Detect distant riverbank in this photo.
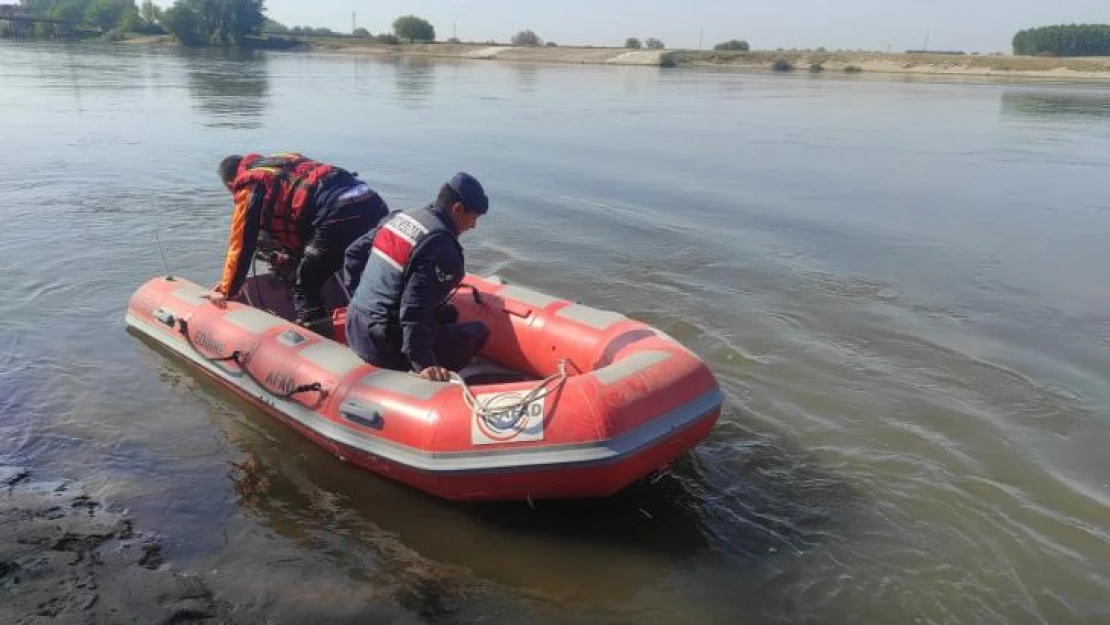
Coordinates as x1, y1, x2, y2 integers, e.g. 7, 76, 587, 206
668, 49, 1110, 80
115, 35, 1110, 80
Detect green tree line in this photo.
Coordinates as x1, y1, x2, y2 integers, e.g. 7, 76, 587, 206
160, 0, 264, 47
9, 0, 261, 44
1013, 24, 1110, 56
17, 0, 139, 31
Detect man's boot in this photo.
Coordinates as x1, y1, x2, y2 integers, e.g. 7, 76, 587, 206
296, 309, 334, 340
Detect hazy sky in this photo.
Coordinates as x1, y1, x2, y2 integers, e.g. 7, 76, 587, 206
163, 1, 1110, 53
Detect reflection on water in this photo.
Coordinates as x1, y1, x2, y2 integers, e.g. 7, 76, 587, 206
160, 348, 540, 622
1000, 88, 1110, 119
512, 63, 539, 93
182, 48, 270, 129
152, 332, 858, 623
392, 56, 435, 105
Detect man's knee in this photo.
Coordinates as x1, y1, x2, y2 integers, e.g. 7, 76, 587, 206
344, 314, 376, 363
468, 322, 491, 349
346, 312, 405, 370
434, 304, 459, 324
297, 244, 325, 281
296, 243, 343, 292
457, 322, 491, 357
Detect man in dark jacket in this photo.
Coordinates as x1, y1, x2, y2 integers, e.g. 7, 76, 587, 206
205, 152, 389, 337
343, 172, 490, 381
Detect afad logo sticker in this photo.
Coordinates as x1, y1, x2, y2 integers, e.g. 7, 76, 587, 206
471, 392, 546, 445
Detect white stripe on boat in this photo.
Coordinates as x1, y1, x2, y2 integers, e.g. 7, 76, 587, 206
224, 307, 284, 334
592, 350, 671, 386
359, 368, 445, 401
299, 342, 367, 376
500, 285, 561, 309
556, 303, 627, 330
171, 283, 208, 305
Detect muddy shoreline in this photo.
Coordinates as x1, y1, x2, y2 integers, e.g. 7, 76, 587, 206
1, 466, 232, 624
1, 464, 515, 623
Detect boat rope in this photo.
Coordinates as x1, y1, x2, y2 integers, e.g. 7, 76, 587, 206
176, 317, 324, 400
248, 257, 268, 314
450, 359, 569, 431
450, 282, 483, 304
176, 317, 241, 363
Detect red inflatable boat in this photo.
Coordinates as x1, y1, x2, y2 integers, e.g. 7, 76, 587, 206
126, 271, 722, 501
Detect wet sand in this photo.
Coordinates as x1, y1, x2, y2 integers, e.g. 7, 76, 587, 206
1, 466, 230, 624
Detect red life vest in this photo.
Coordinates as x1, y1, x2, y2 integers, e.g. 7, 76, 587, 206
232, 153, 337, 250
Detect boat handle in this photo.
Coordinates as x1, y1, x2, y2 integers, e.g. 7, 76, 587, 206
453, 283, 482, 304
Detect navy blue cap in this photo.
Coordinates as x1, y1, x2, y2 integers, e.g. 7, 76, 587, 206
448, 172, 489, 215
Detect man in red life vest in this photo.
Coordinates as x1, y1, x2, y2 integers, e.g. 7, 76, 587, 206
204, 152, 389, 337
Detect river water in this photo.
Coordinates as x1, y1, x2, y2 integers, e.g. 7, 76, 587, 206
1, 41, 1108, 624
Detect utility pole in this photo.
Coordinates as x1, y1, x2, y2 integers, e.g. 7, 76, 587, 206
923, 30, 930, 51
698, 27, 703, 50
351, 12, 356, 33
453, 21, 457, 40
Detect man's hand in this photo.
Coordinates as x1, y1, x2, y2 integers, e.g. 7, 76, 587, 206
417, 366, 451, 382
202, 289, 228, 309
268, 251, 291, 271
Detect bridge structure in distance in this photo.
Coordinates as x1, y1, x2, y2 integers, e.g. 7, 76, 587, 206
0, 4, 102, 38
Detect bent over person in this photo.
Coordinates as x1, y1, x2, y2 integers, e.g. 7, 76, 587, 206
207, 152, 389, 337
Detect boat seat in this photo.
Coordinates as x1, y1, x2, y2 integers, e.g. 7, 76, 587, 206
456, 357, 535, 385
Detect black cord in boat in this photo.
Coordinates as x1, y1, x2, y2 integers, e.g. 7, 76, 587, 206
177, 317, 241, 364
250, 256, 267, 314
176, 317, 323, 400
451, 283, 482, 304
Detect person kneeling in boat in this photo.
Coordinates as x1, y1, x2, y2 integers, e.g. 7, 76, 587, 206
343, 172, 491, 381
205, 152, 390, 337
